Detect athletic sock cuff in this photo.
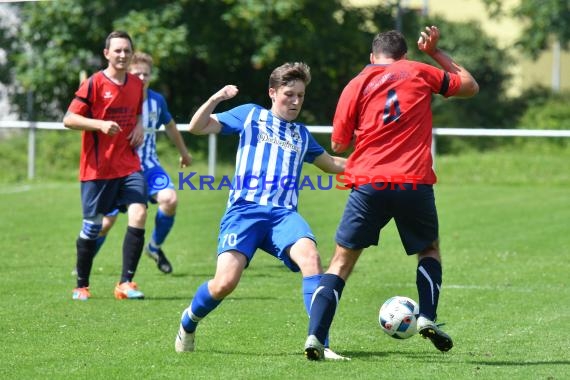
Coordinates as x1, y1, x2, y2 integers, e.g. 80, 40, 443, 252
321, 273, 345, 292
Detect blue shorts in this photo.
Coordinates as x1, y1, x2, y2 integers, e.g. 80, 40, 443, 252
144, 165, 175, 204
335, 183, 438, 254
217, 200, 316, 272
80, 171, 147, 218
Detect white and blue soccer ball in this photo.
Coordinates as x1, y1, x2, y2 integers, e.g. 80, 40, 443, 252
378, 296, 419, 339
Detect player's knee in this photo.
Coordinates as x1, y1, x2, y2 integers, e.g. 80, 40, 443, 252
128, 203, 147, 226
159, 190, 178, 213
209, 278, 238, 299
296, 249, 322, 274
418, 241, 440, 261
100, 216, 117, 236
79, 215, 103, 240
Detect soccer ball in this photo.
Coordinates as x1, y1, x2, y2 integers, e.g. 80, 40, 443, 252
378, 296, 419, 339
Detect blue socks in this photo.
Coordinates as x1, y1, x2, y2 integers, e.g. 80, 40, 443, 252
303, 274, 331, 348
150, 208, 175, 248
416, 257, 442, 321
307, 273, 345, 344
181, 282, 222, 333
302, 274, 322, 315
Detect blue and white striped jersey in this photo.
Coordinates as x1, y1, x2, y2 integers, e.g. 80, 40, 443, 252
216, 103, 325, 210
137, 89, 173, 171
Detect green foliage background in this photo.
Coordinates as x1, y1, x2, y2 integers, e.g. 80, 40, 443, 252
2, 0, 516, 130
0, 0, 568, 178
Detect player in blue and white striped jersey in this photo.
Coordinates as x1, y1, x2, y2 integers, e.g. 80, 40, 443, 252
175, 62, 349, 360
94, 52, 192, 275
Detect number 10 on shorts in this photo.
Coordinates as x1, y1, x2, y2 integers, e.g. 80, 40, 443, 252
222, 233, 237, 247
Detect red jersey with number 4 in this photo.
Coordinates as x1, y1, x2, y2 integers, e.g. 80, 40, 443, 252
67, 71, 144, 181
332, 61, 461, 185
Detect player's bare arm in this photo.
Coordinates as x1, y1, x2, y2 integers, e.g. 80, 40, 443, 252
63, 111, 122, 135
128, 115, 144, 147
418, 26, 479, 98
189, 85, 239, 135
165, 120, 193, 168
313, 152, 346, 174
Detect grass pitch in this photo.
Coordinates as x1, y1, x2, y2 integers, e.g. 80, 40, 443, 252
1, 149, 569, 379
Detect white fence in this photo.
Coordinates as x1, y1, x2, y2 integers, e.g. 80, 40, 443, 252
1, 120, 569, 180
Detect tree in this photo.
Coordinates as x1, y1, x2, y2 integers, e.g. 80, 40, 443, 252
412, 18, 514, 129
3, 0, 398, 123
482, 0, 570, 58
1, 0, 516, 157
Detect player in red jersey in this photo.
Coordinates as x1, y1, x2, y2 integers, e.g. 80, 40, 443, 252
305, 26, 479, 359
63, 30, 148, 301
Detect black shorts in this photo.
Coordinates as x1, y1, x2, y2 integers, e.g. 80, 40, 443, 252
335, 183, 438, 254
80, 171, 147, 218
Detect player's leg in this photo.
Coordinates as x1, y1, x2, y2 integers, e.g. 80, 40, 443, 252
71, 211, 118, 277
73, 179, 117, 300
114, 172, 147, 300
176, 201, 264, 352
416, 243, 442, 323
176, 250, 247, 352
182, 250, 246, 329
415, 243, 452, 352
305, 184, 382, 360
304, 244, 360, 360
268, 210, 349, 360
95, 211, 119, 254
267, 211, 322, 327
394, 183, 452, 352
146, 187, 177, 273
287, 238, 323, 332
288, 237, 350, 360
73, 213, 103, 300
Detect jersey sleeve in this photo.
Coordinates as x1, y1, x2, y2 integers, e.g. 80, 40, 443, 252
216, 104, 256, 135
67, 76, 93, 117
157, 93, 173, 126
303, 130, 325, 163
332, 81, 359, 146
419, 62, 462, 98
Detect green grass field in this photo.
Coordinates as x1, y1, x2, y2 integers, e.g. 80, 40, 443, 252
1, 149, 569, 379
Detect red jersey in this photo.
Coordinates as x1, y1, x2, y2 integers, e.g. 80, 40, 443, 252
332, 60, 461, 185
67, 71, 144, 181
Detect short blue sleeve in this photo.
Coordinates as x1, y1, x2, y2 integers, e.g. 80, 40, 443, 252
156, 93, 173, 126
216, 104, 257, 135
303, 129, 325, 163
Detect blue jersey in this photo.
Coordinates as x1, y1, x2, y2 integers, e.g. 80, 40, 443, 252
216, 103, 325, 210
137, 89, 173, 171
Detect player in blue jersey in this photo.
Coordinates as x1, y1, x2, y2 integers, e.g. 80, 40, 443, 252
92, 52, 192, 274
175, 62, 348, 359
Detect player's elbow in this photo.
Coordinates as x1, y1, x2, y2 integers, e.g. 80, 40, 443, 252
457, 79, 479, 98
331, 141, 347, 154
62, 114, 75, 130
187, 123, 199, 134
466, 80, 479, 97
188, 121, 205, 135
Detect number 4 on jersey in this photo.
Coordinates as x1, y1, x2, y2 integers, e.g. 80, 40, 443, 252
383, 89, 401, 124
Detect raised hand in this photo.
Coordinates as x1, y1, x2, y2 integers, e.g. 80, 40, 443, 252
417, 26, 440, 55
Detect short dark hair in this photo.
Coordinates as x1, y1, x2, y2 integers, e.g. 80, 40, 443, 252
372, 30, 407, 59
268, 62, 311, 90
105, 30, 133, 50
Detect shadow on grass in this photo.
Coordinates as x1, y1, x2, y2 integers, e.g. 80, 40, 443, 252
199, 349, 433, 360
167, 271, 277, 279
147, 295, 278, 301
469, 360, 570, 366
